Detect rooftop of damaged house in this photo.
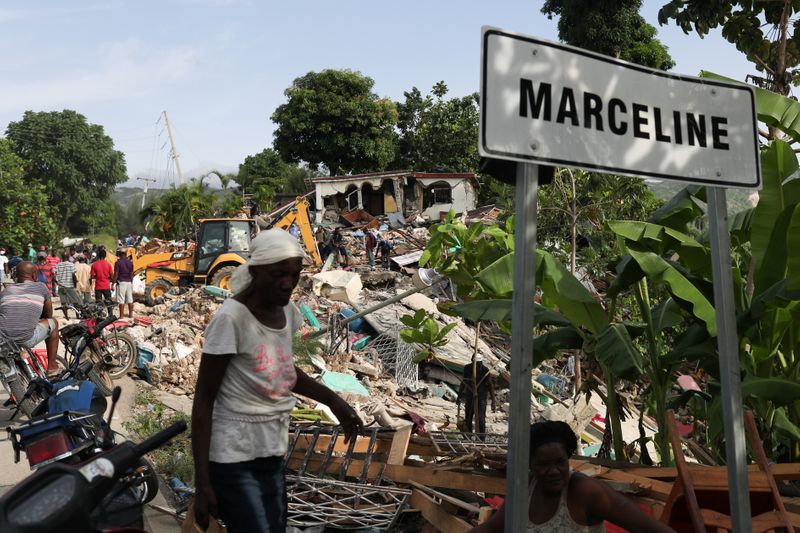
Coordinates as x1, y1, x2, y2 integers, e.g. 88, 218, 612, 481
110, 177, 781, 533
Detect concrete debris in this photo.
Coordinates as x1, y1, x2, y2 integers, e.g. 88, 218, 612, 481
312, 270, 363, 306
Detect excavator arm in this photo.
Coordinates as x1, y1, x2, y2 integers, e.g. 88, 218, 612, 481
267, 196, 322, 266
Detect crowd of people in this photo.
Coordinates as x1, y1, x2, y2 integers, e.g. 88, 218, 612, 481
0, 241, 140, 376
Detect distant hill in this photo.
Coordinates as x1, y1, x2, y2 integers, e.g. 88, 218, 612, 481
646, 180, 755, 215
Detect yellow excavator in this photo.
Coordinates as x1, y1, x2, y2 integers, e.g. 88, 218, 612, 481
132, 196, 321, 305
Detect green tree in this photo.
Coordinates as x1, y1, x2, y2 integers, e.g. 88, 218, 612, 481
5, 110, 127, 234
395, 82, 480, 173
659, 0, 799, 97
236, 148, 313, 208
0, 139, 58, 251
272, 69, 397, 176
542, 0, 675, 70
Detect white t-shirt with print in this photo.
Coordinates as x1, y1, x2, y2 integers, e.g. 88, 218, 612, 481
202, 298, 303, 463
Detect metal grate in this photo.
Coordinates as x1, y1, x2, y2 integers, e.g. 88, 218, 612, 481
427, 431, 509, 456
370, 326, 418, 389
285, 424, 411, 530
286, 476, 410, 530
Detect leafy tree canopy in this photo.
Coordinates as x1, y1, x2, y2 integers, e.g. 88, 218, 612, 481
236, 148, 313, 208
542, 0, 675, 70
658, 0, 800, 95
271, 69, 398, 176
0, 139, 58, 252
5, 110, 127, 234
395, 81, 480, 173
140, 178, 240, 240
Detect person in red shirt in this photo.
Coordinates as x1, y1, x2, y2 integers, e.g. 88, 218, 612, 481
90, 249, 114, 304
46, 249, 60, 268
36, 252, 56, 296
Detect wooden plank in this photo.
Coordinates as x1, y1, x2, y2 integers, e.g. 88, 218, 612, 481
286, 455, 507, 494
409, 489, 473, 533
597, 469, 673, 501
291, 434, 392, 455
408, 481, 481, 514
387, 425, 413, 465
621, 463, 800, 482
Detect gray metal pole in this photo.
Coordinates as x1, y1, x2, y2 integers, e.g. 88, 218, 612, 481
707, 186, 751, 532
505, 163, 538, 533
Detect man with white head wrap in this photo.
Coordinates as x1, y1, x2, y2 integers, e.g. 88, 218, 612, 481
192, 230, 363, 533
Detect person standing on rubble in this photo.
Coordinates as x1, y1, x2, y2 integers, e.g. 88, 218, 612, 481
54, 252, 80, 318
74, 255, 92, 304
112, 249, 135, 318
192, 229, 364, 533
364, 229, 378, 268
378, 234, 393, 268
458, 355, 497, 434
469, 421, 674, 532
329, 227, 348, 267
90, 249, 114, 304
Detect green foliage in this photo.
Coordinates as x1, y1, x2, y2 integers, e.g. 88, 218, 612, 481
140, 177, 239, 240
237, 148, 312, 208
542, 0, 675, 70
5, 110, 127, 234
124, 392, 194, 485
659, 1, 799, 94
538, 169, 663, 278
0, 139, 58, 251
399, 309, 458, 363
395, 82, 480, 172
272, 69, 397, 176
293, 333, 325, 365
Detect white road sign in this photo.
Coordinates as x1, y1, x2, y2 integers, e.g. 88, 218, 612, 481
479, 27, 761, 189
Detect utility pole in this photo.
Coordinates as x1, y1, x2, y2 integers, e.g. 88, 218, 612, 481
162, 111, 183, 185
138, 177, 157, 209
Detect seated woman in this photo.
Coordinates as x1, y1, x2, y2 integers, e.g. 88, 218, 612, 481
470, 421, 673, 532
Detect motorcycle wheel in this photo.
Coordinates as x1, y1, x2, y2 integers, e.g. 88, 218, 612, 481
7, 369, 41, 418
136, 457, 160, 504
105, 331, 137, 379
87, 345, 114, 397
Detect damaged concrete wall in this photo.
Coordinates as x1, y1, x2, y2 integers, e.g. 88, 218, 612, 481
418, 178, 477, 220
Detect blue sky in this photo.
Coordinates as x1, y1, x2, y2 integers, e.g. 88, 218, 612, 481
0, 1, 755, 189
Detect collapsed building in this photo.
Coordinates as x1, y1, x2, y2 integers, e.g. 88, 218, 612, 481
313, 170, 478, 224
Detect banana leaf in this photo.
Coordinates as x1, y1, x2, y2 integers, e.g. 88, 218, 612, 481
609, 220, 710, 277
787, 205, 800, 291
741, 377, 800, 405
475, 250, 608, 335
449, 299, 572, 327
627, 248, 717, 336
701, 71, 800, 143
773, 407, 800, 440
754, 204, 796, 294
729, 207, 753, 247
651, 298, 683, 334
533, 326, 584, 365
646, 185, 706, 231
751, 140, 800, 295
607, 255, 645, 298
587, 323, 644, 380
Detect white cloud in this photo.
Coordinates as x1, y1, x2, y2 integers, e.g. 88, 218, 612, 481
0, 38, 201, 113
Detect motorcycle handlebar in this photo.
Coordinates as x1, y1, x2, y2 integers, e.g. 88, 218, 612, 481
133, 421, 187, 456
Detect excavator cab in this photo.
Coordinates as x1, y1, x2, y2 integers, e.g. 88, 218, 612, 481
193, 218, 256, 290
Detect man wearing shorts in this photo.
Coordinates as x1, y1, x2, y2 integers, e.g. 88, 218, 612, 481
54, 252, 81, 318
0, 262, 59, 375
90, 249, 114, 304
113, 249, 135, 318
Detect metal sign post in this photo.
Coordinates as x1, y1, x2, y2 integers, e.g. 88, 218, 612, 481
707, 187, 751, 531
479, 27, 761, 532
506, 163, 539, 533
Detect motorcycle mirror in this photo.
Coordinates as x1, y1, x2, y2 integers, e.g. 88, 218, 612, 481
103, 386, 122, 448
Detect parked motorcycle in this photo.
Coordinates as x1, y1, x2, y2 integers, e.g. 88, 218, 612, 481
1, 387, 177, 532
0, 334, 47, 418
59, 303, 137, 379
58, 313, 124, 396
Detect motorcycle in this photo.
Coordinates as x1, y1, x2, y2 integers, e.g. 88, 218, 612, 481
59, 303, 137, 380
0, 334, 48, 418
58, 313, 125, 397
0, 387, 180, 532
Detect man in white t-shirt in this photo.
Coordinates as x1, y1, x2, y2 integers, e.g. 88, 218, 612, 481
192, 230, 362, 533
0, 248, 8, 288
